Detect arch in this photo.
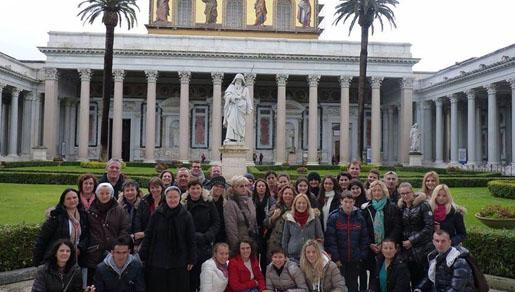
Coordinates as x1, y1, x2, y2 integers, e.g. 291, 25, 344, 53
224, 0, 245, 29
275, 0, 294, 30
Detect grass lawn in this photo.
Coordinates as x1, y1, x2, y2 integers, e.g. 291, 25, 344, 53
0, 183, 513, 233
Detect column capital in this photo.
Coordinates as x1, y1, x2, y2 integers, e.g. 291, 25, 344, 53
0, 82, 6, 90
423, 100, 433, 110
307, 74, 321, 87
450, 94, 460, 104
276, 74, 289, 86
211, 72, 224, 85
338, 75, 352, 88
179, 71, 191, 84
507, 78, 515, 89
400, 77, 414, 89
484, 83, 496, 95
145, 70, 158, 82
113, 69, 126, 81
44, 68, 59, 80
370, 76, 383, 89
11, 87, 21, 97
244, 73, 256, 86
465, 89, 476, 100
78, 68, 92, 81
435, 97, 444, 106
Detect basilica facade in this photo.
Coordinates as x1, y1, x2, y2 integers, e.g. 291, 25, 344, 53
0, 0, 513, 168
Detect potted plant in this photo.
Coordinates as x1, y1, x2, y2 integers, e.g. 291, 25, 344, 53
475, 205, 515, 229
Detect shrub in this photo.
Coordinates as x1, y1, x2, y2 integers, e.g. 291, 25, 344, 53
0, 161, 80, 168
488, 180, 515, 199
297, 166, 308, 174
80, 161, 128, 169
0, 172, 154, 186
0, 224, 40, 272
477, 205, 515, 219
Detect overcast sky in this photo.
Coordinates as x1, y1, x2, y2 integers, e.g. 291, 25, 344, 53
0, 0, 513, 71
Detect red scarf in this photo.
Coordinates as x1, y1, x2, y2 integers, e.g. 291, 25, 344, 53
294, 210, 309, 228
434, 204, 447, 222
80, 193, 95, 210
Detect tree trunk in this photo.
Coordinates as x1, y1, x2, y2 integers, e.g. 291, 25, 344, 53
99, 24, 115, 161
357, 24, 369, 162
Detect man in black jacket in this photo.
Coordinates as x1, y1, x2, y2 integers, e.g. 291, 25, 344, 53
98, 159, 125, 199
94, 236, 145, 292
415, 230, 474, 292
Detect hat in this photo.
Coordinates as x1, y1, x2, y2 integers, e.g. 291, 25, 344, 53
307, 172, 321, 182
210, 176, 227, 188
244, 173, 255, 181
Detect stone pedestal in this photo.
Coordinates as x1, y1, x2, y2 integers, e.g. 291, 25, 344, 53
409, 152, 423, 166
32, 146, 48, 160
220, 143, 249, 180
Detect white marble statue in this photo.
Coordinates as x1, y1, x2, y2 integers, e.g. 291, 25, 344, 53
223, 74, 253, 144
410, 123, 421, 152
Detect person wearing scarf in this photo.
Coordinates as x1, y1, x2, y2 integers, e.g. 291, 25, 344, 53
200, 243, 230, 292
78, 173, 97, 211
429, 184, 467, 246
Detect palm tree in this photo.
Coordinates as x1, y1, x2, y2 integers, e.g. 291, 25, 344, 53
78, 0, 139, 161
334, 0, 397, 163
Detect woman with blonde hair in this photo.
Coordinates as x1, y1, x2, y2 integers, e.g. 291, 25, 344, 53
299, 239, 345, 292
421, 171, 440, 200
429, 184, 466, 246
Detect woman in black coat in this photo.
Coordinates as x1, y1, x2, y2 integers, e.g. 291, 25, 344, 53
33, 188, 89, 267
349, 178, 367, 208
369, 239, 411, 292
139, 186, 197, 292
429, 184, 467, 246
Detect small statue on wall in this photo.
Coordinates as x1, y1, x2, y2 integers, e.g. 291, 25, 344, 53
410, 123, 421, 153
254, 0, 267, 26
297, 0, 311, 27
155, 0, 170, 22
202, 0, 218, 24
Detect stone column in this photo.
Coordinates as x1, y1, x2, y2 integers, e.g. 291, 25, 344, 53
63, 99, 73, 157
371, 77, 383, 164
307, 74, 321, 165
43, 68, 59, 159
144, 70, 158, 162
0, 83, 5, 156
475, 106, 482, 165
399, 78, 413, 164
387, 105, 395, 162
111, 69, 125, 160
275, 74, 288, 165
423, 100, 433, 163
21, 92, 34, 156
179, 71, 191, 162
486, 84, 500, 166
450, 94, 459, 165
466, 89, 476, 166
244, 73, 256, 164
30, 93, 41, 149
339, 76, 351, 165
211, 72, 224, 163
509, 78, 515, 167
8, 88, 20, 157
435, 98, 444, 164
77, 68, 92, 161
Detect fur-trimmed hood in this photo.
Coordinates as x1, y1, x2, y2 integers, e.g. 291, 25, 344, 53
397, 192, 426, 209
427, 246, 470, 283
181, 188, 212, 204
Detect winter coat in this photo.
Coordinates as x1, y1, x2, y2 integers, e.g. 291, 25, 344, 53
317, 191, 341, 231
182, 190, 221, 263
33, 205, 89, 267
94, 253, 145, 292
133, 193, 164, 234
324, 207, 369, 263
227, 255, 266, 292
369, 254, 411, 292
31, 264, 82, 292
303, 254, 346, 292
436, 206, 467, 246
416, 247, 474, 292
99, 173, 125, 199
361, 199, 402, 244
282, 209, 324, 261
253, 194, 275, 232
389, 189, 400, 205
86, 199, 129, 268
265, 259, 308, 291
398, 193, 434, 264
264, 203, 290, 259
224, 192, 258, 253
212, 195, 227, 243
139, 204, 196, 269
200, 258, 229, 292
117, 195, 142, 234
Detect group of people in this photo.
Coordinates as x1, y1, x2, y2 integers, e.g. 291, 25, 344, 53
31, 159, 484, 292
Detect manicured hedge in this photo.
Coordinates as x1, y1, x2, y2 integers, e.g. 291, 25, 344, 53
0, 172, 154, 186
0, 224, 39, 272
487, 180, 515, 199
0, 161, 80, 168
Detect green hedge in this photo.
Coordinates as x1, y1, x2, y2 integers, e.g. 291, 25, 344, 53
0, 224, 40, 272
0, 172, 154, 186
0, 161, 80, 168
487, 180, 515, 199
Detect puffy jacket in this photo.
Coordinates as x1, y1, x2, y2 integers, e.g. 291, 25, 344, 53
435, 206, 467, 246
224, 192, 258, 253
33, 205, 89, 267
200, 258, 228, 292
183, 191, 220, 263
133, 193, 164, 234
303, 254, 346, 292
398, 193, 434, 264
369, 254, 411, 292
139, 204, 196, 268
416, 247, 474, 292
227, 255, 266, 292
361, 200, 402, 244
31, 264, 82, 292
265, 260, 308, 291
85, 199, 129, 268
324, 207, 369, 263
98, 173, 125, 199
282, 209, 323, 261
94, 253, 145, 292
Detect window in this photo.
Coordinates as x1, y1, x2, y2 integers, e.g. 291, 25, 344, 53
276, 0, 292, 30
256, 106, 274, 149
177, 0, 192, 26
191, 105, 210, 149
226, 0, 244, 28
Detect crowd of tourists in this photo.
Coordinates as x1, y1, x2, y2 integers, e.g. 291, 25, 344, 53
31, 159, 487, 292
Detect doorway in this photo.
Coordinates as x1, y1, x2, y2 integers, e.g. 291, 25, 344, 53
108, 119, 131, 161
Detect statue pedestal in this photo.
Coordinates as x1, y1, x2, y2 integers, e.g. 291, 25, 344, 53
32, 146, 48, 161
220, 143, 249, 180
409, 152, 423, 166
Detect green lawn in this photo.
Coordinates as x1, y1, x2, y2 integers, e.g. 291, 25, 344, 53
0, 183, 513, 233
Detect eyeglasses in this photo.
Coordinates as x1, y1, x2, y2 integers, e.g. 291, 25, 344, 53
400, 192, 412, 196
